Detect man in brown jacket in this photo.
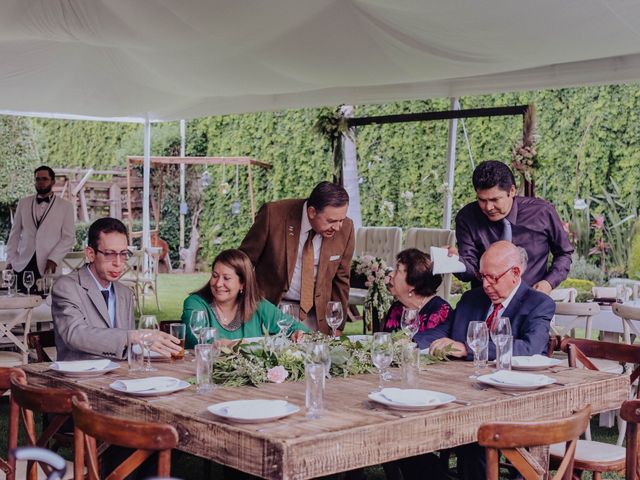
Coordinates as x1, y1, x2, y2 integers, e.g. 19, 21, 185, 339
239, 181, 355, 333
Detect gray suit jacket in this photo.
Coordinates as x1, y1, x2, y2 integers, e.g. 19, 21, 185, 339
52, 265, 134, 361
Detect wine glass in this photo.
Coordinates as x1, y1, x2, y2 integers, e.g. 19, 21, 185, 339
466, 321, 489, 379
138, 315, 159, 372
200, 326, 219, 345
325, 301, 343, 338
277, 304, 294, 338
23, 271, 35, 296
190, 310, 208, 345
306, 341, 331, 379
400, 307, 420, 341
489, 316, 511, 367
371, 332, 393, 391
3, 270, 16, 297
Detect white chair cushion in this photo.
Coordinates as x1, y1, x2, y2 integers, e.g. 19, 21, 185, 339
550, 439, 625, 463
0, 459, 75, 479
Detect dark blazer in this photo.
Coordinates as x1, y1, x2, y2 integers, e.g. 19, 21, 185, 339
414, 282, 554, 360
239, 198, 355, 334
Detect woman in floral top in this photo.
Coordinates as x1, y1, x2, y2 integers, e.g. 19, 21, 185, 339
383, 248, 452, 335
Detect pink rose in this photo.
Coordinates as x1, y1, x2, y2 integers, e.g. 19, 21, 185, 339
371, 264, 379, 272
367, 275, 375, 283
267, 366, 289, 383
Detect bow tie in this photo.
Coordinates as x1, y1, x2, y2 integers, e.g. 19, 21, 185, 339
36, 196, 51, 204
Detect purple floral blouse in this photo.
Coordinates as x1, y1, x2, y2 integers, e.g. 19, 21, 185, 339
383, 296, 451, 333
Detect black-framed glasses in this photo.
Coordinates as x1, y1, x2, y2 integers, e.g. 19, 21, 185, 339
95, 249, 132, 261
476, 267, 514, 285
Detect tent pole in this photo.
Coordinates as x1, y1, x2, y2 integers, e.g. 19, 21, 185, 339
179, 119, 186, 249
443, 98, 459, 230
341, 105, 362, 229
142, 119, 152, 259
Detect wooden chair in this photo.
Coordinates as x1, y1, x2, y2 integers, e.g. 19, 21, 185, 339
621, 398, 640, 479
478, 405, 591, 480
0, 295, 43, 367
548, 338, 640, 479
612, 302, 640, 345
552, 302, 600, 340
8, 372, 85, 479
71, 396, 179, 479
0, 367, 23, 480
27, 330, 56, 363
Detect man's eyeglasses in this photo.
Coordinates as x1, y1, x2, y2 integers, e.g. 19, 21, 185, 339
476, 267, 515, 285
95, 249, 132, 261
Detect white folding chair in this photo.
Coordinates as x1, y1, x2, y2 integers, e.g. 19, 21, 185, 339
0, 295, 43, 366
549, 287, 577, 303
59, 252, 86, 276
552, 302, 600, 340
404, 227, 456, 301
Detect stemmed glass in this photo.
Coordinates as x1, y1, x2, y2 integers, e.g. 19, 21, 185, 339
277, 304, 294, 338
306, 341, 331, 379
200, 326, 220, 345
466, 321, 489, 379
2, 270, 15, 297
400, 307, 420, 341
326, 301, 343, 338
138, 315, 159, 372
23, 271, 34, 296
190, 310, 208, 344
489, 317, 511, 345
371, 332, 393, 391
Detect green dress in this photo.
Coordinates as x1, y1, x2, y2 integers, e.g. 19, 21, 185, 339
181, 294, 310, 348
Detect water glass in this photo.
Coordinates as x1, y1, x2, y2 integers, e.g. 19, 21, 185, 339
400, 343, 419, 387
466, 321, 489, 378
306, 341, 331, 378
496, 334, 513, 371
195, 344, 215, 394
127, 331, 144, 372
325, 301, 343, 337
371, 332, 393, 391
401, 307, 420, 340
305, 363, 325, 419
169, 323, 186, 361
489, 316, 511, 345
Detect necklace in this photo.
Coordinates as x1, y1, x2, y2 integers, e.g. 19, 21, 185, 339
212, 302, 242, 331
414, 294, 433, 311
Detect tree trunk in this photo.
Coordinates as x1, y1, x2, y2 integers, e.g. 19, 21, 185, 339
180, 206, 202, 273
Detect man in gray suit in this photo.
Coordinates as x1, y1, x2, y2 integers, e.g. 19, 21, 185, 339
52, 217, 180, 361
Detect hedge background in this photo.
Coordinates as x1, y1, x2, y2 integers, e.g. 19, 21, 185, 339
2, 84, 639, 274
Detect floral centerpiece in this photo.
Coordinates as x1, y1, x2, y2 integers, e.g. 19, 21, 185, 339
351, 255, 394, 332
209, 332, 449, 387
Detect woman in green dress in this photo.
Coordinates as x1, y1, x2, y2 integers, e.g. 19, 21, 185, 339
181, 249, 309, 348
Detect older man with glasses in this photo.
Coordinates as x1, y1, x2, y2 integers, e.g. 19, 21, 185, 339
415, 240, 554, 360
51, 217, 180, 361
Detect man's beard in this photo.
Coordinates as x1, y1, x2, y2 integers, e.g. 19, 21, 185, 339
36, 185, 52, 195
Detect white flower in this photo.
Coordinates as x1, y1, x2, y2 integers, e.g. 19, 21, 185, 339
401, 191, 414, 205
380, 201, 395, 218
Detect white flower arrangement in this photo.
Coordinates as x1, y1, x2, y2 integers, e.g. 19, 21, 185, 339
351, 255, 394, 331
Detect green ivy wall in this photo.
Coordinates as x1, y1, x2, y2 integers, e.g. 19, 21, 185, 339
7, 84, 638, 270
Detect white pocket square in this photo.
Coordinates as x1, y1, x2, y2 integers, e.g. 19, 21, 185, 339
329, 255, 341, 261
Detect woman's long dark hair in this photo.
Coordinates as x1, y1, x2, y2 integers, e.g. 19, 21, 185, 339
192, 249, 261, 322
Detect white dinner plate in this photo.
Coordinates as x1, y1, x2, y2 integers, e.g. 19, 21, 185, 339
511, 356, 562, 371
49, 361, 120, 378
368, 389, 456, 411
477, 372, 556, 391
347, 335, 372, 344
109, 377, 190, 397
207, 399, 300, 423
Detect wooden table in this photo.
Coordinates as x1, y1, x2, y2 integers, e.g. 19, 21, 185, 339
24, 360, 629, 480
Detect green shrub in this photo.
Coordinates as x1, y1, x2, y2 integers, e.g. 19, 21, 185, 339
629, 219, 640, 280
559, 278, 596, 302
568, 255, 604, 284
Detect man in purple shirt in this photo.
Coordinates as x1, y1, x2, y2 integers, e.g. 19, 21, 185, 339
454, 161, 573, 294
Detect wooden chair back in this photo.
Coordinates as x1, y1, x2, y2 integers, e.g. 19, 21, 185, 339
621, 399, 640, 479
478, 405, 592, 480
72, 397, 179, 480
0, 295, 43, 365
27, 329, 56, 363
0, 368, 24, 480
9, 371, 87, 480
560, 337, 640, 389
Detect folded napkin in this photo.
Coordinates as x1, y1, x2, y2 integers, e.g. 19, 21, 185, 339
490, 370, 549, 386
112, 376, 180, 393
380, 388, 440, 405
53, 359, 111, 372
511, 354, 551, 367
430, 247, 466, 275
221, 400, 289, 419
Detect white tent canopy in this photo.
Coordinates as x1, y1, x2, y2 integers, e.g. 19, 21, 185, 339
1, 0, 640, 122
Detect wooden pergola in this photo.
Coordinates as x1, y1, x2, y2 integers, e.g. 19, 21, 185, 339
126, 156, 271, 241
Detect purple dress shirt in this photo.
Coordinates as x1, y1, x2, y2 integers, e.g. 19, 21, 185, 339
455, 196, 573, 289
